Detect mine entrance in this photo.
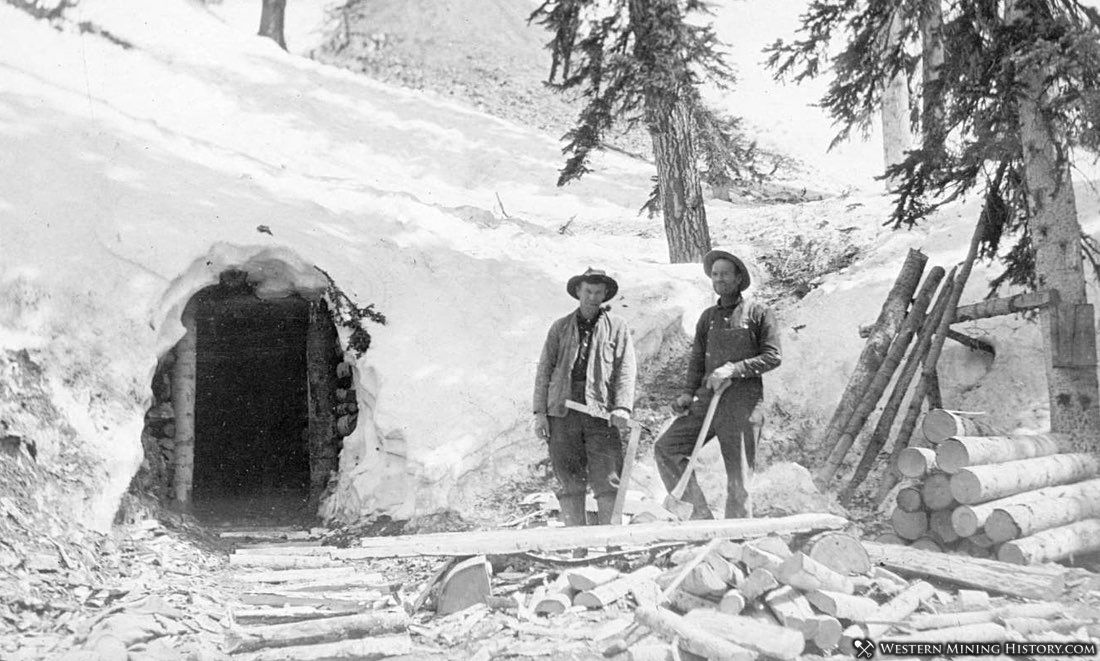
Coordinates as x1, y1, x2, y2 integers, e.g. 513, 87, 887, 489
191, 278, 312, 523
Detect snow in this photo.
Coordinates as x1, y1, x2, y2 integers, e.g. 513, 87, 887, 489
2, 0, 1099, 528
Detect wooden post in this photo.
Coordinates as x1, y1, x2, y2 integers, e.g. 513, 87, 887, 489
306, 301, 339, 506
820, 266, 945, 483
1010, 0, 1100, 447
816, 249, 928, 486
172, 301, 198, 508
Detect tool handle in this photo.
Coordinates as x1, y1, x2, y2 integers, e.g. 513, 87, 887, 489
670, 380, 731, 499
563, 400, 641, 429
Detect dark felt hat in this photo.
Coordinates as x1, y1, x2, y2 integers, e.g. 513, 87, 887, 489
567, 267, 619, 301
703, 249, 751, 290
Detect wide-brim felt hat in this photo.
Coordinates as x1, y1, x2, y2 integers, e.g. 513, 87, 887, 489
703, 249, 751, 290
567, 267, 619, 301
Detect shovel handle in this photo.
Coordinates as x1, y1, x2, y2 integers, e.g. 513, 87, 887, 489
563, 400, 641, 429
669, 380, 730, 500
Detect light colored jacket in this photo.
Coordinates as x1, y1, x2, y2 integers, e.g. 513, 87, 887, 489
533, 310, 637, 417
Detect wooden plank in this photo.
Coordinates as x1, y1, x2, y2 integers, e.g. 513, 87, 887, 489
952, 290, 1056, 323
862, 541, 1066, 600
233, 514, 848, 559
1053, 303, 1099, 367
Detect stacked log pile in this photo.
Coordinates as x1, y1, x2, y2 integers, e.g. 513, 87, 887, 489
223, 518, 1096, 660
880, 410, 1100, 565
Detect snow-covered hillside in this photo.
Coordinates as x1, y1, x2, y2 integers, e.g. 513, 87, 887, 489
2, 0, 1099, 529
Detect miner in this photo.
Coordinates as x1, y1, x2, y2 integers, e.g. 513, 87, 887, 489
655, 249, 781, 518
533, 267, 637, 526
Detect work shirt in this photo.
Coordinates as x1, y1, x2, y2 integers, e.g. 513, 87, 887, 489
534, 310, 637, 418
684, 294, 781, 404
570, 309, 601, 383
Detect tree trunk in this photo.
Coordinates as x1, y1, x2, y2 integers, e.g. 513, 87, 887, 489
921, 472, 954, 510
935, 433, 1069, 473
306, 302, 338, 508
822, 265, 944, 483
645, 94, 710, 263
258, 0, 288, 50
172, 303, 197, 508
890, 509, 928, 540
997, 519, 1100, 565
1010, 2, 1100, 445
984, 478, 1100, 542
950, 453, 1100, 505
898, 447, 937, 479
896, 485, 923, 512
881, 10, 912, 184
817, 249, 928, 486
228, 612, 408, 654
921, 409, 999, 444
919, 0, 945, 146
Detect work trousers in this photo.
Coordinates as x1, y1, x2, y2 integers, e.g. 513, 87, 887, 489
654, 394, 762, 519
547, 382, 623, 500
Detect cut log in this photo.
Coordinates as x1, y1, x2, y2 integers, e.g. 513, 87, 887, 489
532, 593, 571, 616
921, 409, 999, 444
921, 473, 955, 511
984, 478, 1100, 542
776, 552, 855, 594
953, 289, 1056, 323
890, 509, 928, 541
238, 593, 380, 610
436, 556, 491, 615
929, 510, 960, 544
805, 590, 879, 622
956, 590, 989, 611
874, 532, 906, 546
935, 433, 1069, 473
234, 568, 384, 586
952, 503, 996, 538
840, 581, 935, 652
327, 514, 845, 558
664, 588, 718, 615
228, 611, 408, 654
564, 567, 620, 592
634, 606, 754, 661
718, 589, 746, 615
954, 538, 992, 559
910, 536, 942, 552
1002, 617, 1083, 635
810, 614, 843, 651
764, 586, 817, 638
660, 540, 724, 600
741, 546, 786, 572
997, 519, 1100, 565
747, 535, 793, 558
575, 565, 662, 609
898, 448, 938, 479
907, 601, 1061, 630
950, 453, 1100, 505
855, 268, 959, 501
232, 605, 360, 625
680, 561, 732, 599
172, 304, 197, 506
896, 486, 924, 513
236, 634, 411, 661
683, 609, 805, 659
887, 622, 1006, 643
816, 249, 929, 486
739, 568, 778, 601
713, 540, 744, 563
863, 541, 1066, 600
230, 555, 346, 570
803, 531, 871, 576
821, 264, 944, 484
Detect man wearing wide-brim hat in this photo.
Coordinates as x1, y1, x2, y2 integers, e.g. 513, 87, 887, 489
533, 268, 637, 527
654, 249, 781, 519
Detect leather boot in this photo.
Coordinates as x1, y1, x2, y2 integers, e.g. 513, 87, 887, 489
557, 494, 587, 527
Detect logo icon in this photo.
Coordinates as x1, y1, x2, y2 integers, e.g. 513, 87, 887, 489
852, 638, 875, 659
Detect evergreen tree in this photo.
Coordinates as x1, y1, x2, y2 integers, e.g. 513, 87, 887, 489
530, 0, 763, 263
767, 0, 1100, 439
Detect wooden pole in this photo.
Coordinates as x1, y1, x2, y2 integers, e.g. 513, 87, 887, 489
998, 519, 1100, 564
950, 453, 1100, 505
953, 290, 1056, 322
819, 266, 945, 483
848, 269, 958, 503
816, 249, 928, 486
172, 302, 198, 508
936, 433, 1069, 474
984, 478, 1100, 542
921, 409, 999, 444
228, 611, 408, 654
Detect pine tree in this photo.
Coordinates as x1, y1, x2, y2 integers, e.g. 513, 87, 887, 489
767, 0, 1100, 441
529, 0, 763, 263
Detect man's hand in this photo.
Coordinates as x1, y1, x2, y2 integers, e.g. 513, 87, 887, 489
609, 408, 631, 433
534, 413, 550, 440
672, 394, 693, 414
706, 362, 738, 390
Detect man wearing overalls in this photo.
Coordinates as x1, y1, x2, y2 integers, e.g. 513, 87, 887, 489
655, 249, 781, 519
533, 268, 637, 526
